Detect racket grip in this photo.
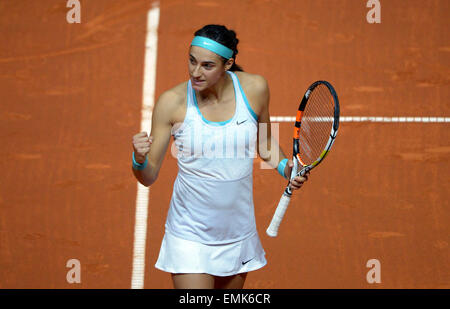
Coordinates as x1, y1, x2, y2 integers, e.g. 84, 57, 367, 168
266, 193, 291, 237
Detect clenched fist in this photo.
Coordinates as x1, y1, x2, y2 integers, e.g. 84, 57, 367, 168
132, 132, 153, 164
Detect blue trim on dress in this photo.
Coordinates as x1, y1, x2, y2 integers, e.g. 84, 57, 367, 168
191, 71, 259, 125
192, 74, 236, 126
231, 72, 258, 122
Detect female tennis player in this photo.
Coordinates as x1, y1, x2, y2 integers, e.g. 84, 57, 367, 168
131, 25, 308, 289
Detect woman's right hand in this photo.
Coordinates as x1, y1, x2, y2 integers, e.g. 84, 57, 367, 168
132, 132, 153, 163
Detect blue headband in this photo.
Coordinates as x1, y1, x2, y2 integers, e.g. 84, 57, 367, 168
191, 36, 233, 59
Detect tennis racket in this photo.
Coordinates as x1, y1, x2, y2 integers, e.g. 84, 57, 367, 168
266, 81, 340, 237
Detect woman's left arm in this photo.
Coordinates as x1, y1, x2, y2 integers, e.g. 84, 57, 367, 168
252, 75, 309, 191
252, 75, 285, 169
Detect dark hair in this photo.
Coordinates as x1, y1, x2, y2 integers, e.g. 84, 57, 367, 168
194, 24, 244, 72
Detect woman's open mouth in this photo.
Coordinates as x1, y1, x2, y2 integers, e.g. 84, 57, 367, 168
192, 79, 205, 85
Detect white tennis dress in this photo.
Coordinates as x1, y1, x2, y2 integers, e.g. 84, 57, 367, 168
155, 71, 267, 276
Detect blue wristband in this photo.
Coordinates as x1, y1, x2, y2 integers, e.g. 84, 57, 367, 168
132, 152, 148, 170
277, 158, 289, 179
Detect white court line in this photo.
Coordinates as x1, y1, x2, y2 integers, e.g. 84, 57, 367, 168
131, 2, 159, 290
270, 116, 450, 123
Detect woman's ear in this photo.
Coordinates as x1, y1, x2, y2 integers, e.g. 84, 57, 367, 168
224, 58, 234, 71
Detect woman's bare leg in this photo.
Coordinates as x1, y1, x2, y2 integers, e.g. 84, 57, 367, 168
171, 273, 215, 289
214, 273, 247, 289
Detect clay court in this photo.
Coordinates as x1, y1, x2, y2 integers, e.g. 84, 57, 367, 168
0, 0, 448, 289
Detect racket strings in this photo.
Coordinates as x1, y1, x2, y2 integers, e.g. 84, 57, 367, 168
302, 89, 334, 145
302, 89, 334, 153
299, 84, 335, 164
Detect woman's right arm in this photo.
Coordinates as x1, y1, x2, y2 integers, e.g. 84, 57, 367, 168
131, 90, 178, 187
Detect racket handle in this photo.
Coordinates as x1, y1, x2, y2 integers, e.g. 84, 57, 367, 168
266, 193, 291, 237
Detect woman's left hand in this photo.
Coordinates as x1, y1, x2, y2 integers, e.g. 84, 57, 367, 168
284, 159, 309, 190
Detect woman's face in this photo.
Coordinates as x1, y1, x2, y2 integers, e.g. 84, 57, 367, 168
188, 46, 233, 91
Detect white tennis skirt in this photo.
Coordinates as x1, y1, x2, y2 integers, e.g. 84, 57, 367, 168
155, 231, 267, 277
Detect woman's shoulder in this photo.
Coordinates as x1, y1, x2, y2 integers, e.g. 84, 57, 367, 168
233, 71, 269, 97
159, 80, 188, 103
234, 71, 268, 92
153, 81, 188, 124
155, 81, 188, 113
232, 72, 269, 117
